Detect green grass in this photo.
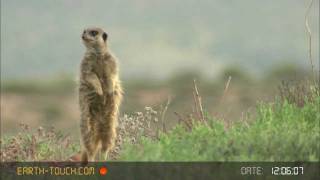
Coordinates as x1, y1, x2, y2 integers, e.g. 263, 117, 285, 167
119, 95, 320, 161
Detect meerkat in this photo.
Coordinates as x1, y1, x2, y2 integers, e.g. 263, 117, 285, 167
79, 27, 122, 163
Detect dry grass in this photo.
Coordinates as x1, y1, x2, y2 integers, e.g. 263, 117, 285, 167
1, 80, 207, 162
0, 106, 166, 162
305, 0, 316, 84
278, 80, 319, 107
109, 106, 163, 160
174, 80, 212, 131
0, 123, 78, 162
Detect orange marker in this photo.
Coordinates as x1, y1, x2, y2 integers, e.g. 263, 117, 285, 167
99, 166, 108, 175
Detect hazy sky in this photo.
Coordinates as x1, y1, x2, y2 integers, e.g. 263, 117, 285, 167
1, 0, 319, 80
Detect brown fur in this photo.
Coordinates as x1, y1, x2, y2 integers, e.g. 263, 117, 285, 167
79, 27, 122, 163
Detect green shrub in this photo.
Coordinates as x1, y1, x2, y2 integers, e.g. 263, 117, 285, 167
119, 95, 320, 161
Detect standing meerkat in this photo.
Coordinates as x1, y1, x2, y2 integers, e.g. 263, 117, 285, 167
79, 27, 122, 163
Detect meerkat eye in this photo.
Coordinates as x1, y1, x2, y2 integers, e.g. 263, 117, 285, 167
89, 30, 98, 37
102, 32, 108, 41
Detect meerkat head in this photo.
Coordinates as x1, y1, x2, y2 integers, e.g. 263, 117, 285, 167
82, 27, 108, 53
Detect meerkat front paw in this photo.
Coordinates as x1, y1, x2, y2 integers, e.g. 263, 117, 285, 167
107, 87, 114, 95
86, 73, 104, 96
96, 86, 104, 96
106, 80, 115, 95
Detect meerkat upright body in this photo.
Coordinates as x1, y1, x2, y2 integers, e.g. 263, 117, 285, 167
79, 27, 122, 163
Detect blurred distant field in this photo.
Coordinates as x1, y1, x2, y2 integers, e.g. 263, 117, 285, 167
1, 64, 311, 137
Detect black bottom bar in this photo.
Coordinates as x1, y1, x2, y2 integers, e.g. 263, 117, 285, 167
1, 162, 319, 180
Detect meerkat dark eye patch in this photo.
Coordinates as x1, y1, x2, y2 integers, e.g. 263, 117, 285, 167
102, 32, 108, 41
89, 30, 98, 37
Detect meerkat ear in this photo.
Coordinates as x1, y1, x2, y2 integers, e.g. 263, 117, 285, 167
102, 32, 108, 41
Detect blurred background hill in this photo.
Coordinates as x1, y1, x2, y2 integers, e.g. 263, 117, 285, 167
1, 0, 319, 136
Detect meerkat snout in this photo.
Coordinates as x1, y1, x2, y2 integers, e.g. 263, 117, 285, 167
82, 31, 85, 40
